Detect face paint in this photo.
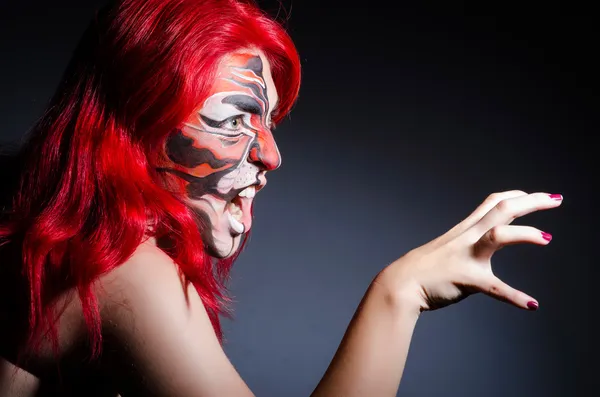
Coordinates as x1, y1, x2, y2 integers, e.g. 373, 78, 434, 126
159, 51, 280, 258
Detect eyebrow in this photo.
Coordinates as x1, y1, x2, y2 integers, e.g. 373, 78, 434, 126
222, 95, 262, 115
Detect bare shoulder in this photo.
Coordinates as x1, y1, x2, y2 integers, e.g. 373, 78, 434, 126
97, 237, 217, 349
98, 238, 194, 320
97, 239, 254, 397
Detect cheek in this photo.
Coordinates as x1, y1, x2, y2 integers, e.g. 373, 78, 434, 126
200, 131, 251, 161
165, 127, 253, 178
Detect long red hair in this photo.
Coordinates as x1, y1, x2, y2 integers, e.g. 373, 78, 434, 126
0, 0, 300, 360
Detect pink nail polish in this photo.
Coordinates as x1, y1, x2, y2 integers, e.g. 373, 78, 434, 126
541, 232, 552, 241
527, 301, 539, 310
549, 194, 563, 200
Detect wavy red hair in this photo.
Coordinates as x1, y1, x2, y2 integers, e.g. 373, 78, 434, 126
0, 0, 300, 360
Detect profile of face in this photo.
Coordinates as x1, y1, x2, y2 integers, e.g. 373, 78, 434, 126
161, 51, 281, 258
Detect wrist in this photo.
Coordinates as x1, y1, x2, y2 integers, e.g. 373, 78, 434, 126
371, 267, 423, 320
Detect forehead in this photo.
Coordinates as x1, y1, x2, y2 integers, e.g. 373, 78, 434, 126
211, 51, 279, 108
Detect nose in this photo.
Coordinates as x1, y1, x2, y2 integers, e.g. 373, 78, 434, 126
248, 130, 281, 171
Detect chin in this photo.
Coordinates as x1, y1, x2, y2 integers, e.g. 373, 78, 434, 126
190, 198, 251, 259
203, 231, 243, 259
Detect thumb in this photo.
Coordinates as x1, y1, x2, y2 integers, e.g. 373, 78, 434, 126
480, 274, 539, 311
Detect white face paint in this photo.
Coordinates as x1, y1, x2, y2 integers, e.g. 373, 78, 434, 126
160, 50, 280, 258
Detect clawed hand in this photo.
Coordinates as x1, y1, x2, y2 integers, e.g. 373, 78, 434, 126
377, 190, 563, 313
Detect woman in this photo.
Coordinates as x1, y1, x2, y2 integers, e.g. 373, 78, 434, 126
0, 0, 562, 396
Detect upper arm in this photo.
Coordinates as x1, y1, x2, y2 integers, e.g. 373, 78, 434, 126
99, 243, 255, 397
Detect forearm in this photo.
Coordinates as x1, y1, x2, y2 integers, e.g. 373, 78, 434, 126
310, 275, 420, 397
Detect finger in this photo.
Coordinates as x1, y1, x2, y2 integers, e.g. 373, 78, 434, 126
472, 192, 563, 236
445, 190, 528, 239
480, 274, 539, 311
467, 190, 529, 223
473, 225, 552, 259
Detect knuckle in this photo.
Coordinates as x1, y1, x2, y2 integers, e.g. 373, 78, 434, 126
488, 281, 511, 300
485, 192, 505, 204
495, 199, 513, 214
487, 226, 501, 245
486, 190, 526, 203
488, 283, 502, 296
485, 192, 501, 202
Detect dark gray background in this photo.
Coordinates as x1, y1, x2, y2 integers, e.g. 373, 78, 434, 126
1, 1, 597, 396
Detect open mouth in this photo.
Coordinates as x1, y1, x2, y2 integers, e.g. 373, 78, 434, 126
225, 185, 257, 235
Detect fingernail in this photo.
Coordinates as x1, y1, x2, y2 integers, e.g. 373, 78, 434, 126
527, 301, 539, 310
549, 194, 563, 201
541, 232, 552, 241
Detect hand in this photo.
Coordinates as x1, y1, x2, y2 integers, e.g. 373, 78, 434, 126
377, 190, 563, 313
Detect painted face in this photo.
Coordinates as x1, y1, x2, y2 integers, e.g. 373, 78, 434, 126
161, 51, 281, 258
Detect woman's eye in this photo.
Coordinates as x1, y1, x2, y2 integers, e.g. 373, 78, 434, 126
223, 116, 244, 130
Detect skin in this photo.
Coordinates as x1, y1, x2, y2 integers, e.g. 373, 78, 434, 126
97, 190, 561, 397
158, 50, 280, 258
0, 49, 564, 396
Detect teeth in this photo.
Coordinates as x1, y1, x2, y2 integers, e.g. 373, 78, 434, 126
230, 201, 241, 212
229, 201, 242, 221
238, 186, 256, 198
227, 212, 244, 234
